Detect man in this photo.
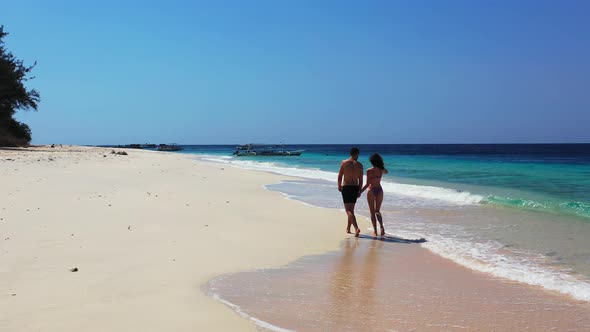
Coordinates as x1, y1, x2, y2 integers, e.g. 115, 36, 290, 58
337, 147, 363, 237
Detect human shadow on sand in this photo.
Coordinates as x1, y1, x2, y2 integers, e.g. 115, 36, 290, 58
357, 234, 427, 244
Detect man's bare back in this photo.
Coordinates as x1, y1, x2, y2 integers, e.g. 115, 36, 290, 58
339, 159, 363, 187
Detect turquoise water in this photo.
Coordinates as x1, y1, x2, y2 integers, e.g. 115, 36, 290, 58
386, 155, 590, 219
180, 144, 590, 220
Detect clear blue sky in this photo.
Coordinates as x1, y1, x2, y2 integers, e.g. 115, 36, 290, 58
3, 0, 589, 144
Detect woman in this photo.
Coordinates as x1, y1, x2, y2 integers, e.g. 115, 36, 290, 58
361, 153, 388, 236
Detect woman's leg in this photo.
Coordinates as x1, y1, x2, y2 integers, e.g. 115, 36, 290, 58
375, 192, 385, 235
367, 191, 378, 236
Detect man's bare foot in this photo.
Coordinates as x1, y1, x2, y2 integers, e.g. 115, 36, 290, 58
381, 228, 385, 236
346, 227, 352, 234
355, 228, 361, 237
373, 231, 378, 237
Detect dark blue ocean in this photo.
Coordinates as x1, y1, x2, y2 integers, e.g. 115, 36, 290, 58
164, 144, 590, 301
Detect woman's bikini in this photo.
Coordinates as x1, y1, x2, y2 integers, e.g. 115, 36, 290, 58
369, 169, 383, 196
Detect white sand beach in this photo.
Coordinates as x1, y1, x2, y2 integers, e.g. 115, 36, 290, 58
0, 146, 345, 331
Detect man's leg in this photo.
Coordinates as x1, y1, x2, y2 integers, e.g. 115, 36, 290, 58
346, 212, 352, 234
344, 203, 360, 237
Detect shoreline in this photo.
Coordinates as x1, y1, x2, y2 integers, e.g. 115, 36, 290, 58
262, 176, 590, 303
208, 237, 590, 331
205, 157, 590, 330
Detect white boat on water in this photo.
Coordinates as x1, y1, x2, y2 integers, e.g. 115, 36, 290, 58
232, 144, 303, 156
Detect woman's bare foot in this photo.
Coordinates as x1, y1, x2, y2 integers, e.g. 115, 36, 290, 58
373, 231, 378, 237
346, 227, 352, 234
380, 228, 385, 236
355, 228, 361, 237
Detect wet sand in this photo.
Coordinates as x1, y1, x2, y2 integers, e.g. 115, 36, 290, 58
208, 235, 590, 331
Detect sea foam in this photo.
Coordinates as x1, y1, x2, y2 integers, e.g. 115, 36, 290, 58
199, 155, 484, 206
392, 225, 590, 303
209, 293, 294, 332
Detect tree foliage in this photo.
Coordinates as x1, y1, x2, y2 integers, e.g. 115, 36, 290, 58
0, 25, 40, 146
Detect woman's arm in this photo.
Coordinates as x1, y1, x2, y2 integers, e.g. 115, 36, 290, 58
360, 169, 371, 194
360, 182, 370, 193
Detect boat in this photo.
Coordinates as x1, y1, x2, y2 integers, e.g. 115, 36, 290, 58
117, 144, 143, 149
157, 143, 183, 151
114, 143, 157, 149
232, 144, 303, 156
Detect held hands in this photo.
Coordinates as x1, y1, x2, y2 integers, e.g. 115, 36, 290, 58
338, 185, 342, 192
359, 185, 369, 197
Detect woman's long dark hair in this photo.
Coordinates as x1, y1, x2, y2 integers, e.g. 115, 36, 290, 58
369, 153, 386, 171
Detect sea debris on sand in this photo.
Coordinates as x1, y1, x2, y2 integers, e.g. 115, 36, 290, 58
110, 150, 128, 156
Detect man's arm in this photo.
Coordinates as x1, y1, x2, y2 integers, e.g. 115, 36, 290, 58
337, 162, 344, 191
358, 163, 364, 196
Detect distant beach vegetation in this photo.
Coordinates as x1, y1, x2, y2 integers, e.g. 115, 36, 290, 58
0, 25, 40, 146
